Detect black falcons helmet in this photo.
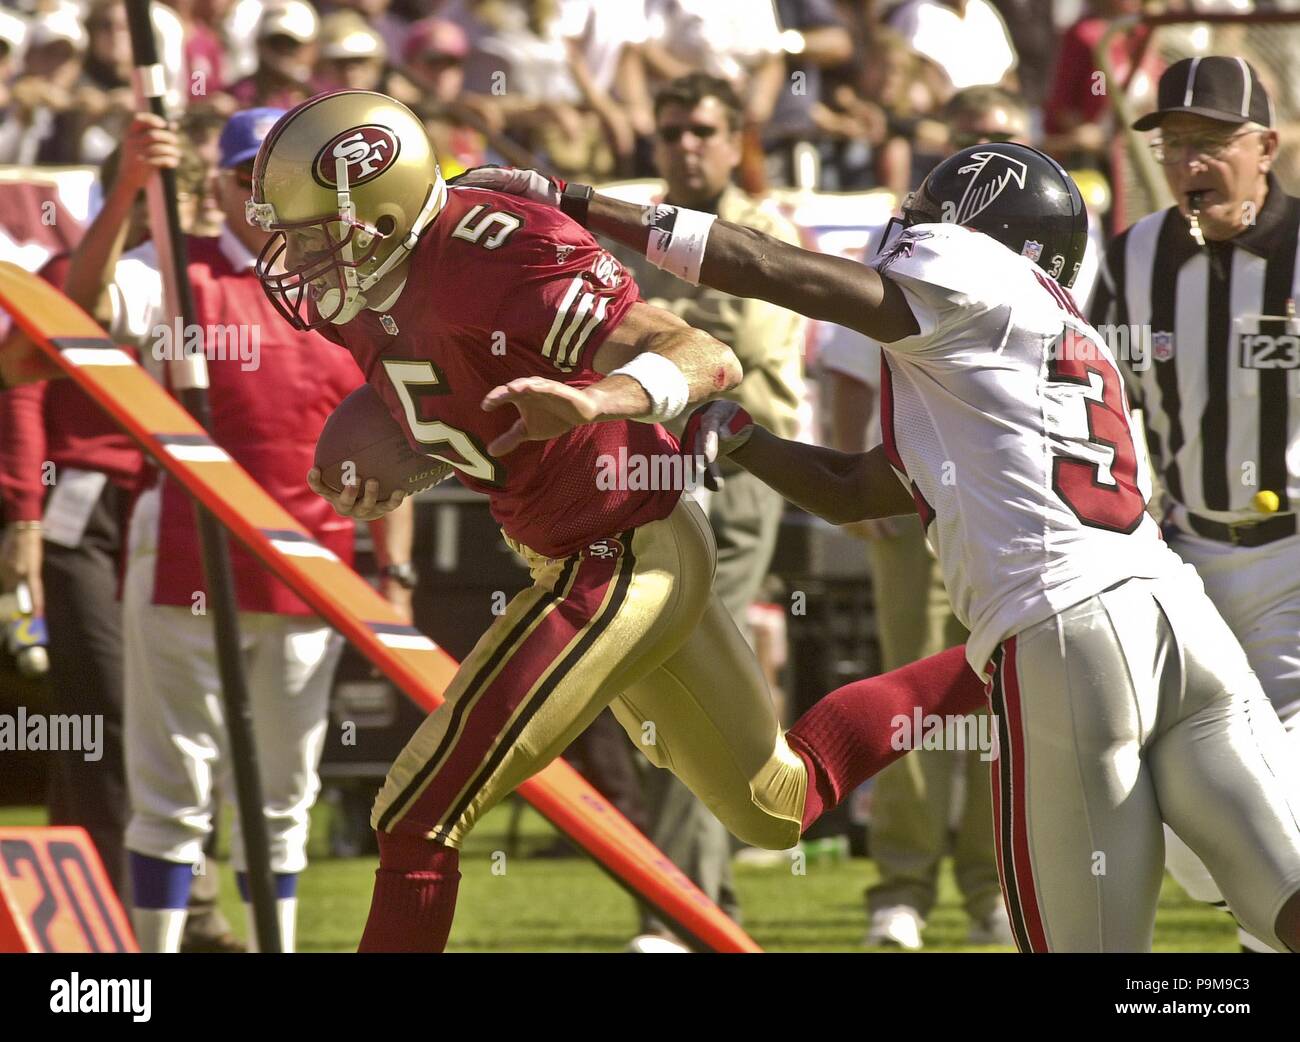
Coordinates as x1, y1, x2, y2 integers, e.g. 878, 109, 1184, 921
903, 142, 1088, 288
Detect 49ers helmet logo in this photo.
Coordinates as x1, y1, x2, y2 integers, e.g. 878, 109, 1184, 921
313, 125, 401, 188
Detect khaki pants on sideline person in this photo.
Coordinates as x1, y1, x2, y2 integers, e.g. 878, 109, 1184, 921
640, 472, 786, 934
865, 519, 1001, 922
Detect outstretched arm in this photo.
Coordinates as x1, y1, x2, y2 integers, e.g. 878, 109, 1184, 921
582, 194, 921, 344
683, 402, 915, 525
734, 432, 915, 524
482, 301, 741, 456
454, 168, 922, 343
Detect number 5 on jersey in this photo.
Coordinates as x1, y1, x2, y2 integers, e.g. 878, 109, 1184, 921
382, 359, 504, 485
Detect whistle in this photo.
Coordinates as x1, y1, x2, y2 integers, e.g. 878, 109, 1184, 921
1187, 191, 1206, 246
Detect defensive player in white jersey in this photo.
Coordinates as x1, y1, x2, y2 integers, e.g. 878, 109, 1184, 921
467, 145, 1300, 952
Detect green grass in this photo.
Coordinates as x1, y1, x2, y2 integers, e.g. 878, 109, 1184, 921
0, 801, 1236, 952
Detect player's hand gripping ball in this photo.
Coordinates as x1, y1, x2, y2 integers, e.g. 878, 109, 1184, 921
311, 384, 449, 519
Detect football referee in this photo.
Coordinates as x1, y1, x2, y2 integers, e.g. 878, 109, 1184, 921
1092, 55, 1300, 953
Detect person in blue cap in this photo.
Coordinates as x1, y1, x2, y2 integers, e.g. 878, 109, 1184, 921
117, 106, 416, 952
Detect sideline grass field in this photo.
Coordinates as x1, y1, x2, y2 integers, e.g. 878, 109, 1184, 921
0, 802, 1236, 952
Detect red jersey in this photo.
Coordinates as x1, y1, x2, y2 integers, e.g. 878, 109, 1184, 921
152, 234, 362, 614
1044, 18, 1161, 134
0, 254, 148, 523
321, 188, 681, 558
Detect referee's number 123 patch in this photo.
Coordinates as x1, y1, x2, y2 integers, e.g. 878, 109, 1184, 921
1239, 332, 1300, 369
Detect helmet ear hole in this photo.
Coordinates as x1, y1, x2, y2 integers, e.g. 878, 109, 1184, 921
376, 215, 397, 236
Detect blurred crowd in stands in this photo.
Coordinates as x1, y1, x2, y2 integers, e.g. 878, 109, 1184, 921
4, 0, 1289, 203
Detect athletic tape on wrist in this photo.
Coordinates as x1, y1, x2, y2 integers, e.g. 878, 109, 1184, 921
610, 352, 690, 424
645, 205, 716, 286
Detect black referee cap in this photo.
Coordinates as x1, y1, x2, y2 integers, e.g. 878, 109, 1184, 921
1132, 55, 1274, 131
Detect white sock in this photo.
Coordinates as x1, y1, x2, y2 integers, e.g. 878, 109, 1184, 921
244, 898, 298, 953
131, 907, 187, 953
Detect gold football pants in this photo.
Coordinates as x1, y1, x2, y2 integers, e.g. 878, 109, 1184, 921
371, 496, 807, 850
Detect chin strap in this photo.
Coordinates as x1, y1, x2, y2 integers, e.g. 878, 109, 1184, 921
359, 172, 447, 295
332, 155, 367, 305
325, 162, 448, 320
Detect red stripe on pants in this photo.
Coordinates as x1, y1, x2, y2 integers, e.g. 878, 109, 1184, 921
1000, 637, 1050, 952
989, 665, 1010, 943
402, 551, 623, 834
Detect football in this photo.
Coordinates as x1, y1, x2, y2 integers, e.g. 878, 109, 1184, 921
314, 383, 447, 499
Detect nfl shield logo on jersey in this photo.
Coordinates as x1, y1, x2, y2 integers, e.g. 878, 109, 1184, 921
1021, 240, 1043, 263
1152, 330, 1175, 362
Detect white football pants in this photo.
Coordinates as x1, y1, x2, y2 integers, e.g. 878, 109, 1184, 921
123, 487, 341, 874
1164, 530, 1300, 950
988, 569, 1300, 952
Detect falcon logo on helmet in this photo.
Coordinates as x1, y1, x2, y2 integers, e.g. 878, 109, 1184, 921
951, 151, 1028, 225
246, 90, 447, 331
897, 142, 1088, 289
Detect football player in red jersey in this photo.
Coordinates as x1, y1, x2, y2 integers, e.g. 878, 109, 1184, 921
248, 91, 988, 952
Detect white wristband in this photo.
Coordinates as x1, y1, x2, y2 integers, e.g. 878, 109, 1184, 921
609, 352, 690, 424
645, 205, 716, 286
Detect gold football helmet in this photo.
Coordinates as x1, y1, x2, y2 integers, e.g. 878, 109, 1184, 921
247, 90, 446, 329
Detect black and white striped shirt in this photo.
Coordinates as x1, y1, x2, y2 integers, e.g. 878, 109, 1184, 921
1091, 174, 1300, 522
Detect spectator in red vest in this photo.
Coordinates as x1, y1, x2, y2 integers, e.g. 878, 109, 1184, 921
160, 0, 229, 108
1043, 0, 1161, 168
84, 108, 413, 952
0, 123, 202, 904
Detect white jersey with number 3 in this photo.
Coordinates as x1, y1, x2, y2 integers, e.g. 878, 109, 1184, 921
873, 223, 1186, 675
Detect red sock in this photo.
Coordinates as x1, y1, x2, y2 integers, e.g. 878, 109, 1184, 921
787, 645, 987, 832
357, 831, 461, 953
